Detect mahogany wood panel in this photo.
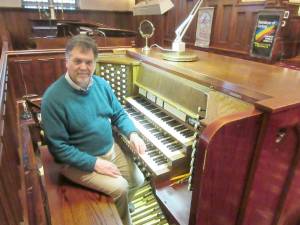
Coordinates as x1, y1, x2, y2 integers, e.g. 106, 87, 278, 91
190, 110, 262, 225
0, 8, 134, 50
241, 104, 300, 225
280, 17, 300, 58
153, 0, 267, 55
155, 182, 191, 225
277, 127, 300, 225
9, 54, 66, 99
19, 120, 48, 225
0, 41, 23, 225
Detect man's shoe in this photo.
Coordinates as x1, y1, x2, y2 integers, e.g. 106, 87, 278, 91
128, 202, 135, 213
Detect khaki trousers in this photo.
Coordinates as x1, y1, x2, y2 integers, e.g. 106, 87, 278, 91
60, 143, 144, 225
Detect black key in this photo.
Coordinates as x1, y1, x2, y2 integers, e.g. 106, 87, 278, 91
144, 104, 156, 110
168, 120, 181, 126
181, 130, 195, 137
146, 147, 156, 152
144, 124, 155, 129
129, 112, 140, 116
161, 116, 173, 122
174, 125, 186, 131
155, 112, 167, 117
140, 120, 149, 125
157, 159, 167, 165
169, 144, 182, 151
161, 137, 174, 144
150, 108, 161, 113
155, 158, 167, 165
152, 155, 163, 161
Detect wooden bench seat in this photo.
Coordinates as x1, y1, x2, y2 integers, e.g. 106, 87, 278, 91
39, 145, 122, 225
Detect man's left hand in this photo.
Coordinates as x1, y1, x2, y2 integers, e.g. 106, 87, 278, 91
129, 132, 146, 155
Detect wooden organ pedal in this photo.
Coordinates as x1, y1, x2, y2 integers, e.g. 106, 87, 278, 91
96, 53, 253, 225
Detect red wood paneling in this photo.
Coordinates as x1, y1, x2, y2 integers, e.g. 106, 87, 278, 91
190, 110, 262, 225
242, 106, 300, 225
9, 55, 65, 99
0, 8, 134, 50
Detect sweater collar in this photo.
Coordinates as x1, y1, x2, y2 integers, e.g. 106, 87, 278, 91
65, 72, 93, 92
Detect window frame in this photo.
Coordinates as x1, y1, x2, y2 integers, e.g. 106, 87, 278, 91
22, 0, 78, 10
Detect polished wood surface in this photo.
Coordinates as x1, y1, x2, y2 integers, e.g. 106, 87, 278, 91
155, 182, 191, 225
40, 146, 122, 225
127, 49, 300, 101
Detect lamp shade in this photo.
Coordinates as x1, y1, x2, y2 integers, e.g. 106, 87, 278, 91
133, 0, 174, 16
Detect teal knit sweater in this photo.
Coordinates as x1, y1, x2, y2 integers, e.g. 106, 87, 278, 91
41, 75, 137, 172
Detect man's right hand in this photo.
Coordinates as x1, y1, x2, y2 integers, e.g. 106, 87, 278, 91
94, 158, 121, 177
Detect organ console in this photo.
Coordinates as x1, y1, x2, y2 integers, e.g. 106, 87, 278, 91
95, 50, 256, 225
13, 47, 300, 225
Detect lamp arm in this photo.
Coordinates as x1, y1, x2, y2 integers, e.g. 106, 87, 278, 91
173, 0, 203, 44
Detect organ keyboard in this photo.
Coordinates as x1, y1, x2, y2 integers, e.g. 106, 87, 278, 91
126, 95, 195, 145
96, 52, 254, 225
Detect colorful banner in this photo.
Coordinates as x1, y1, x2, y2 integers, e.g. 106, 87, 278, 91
250, 12, 282, 59
195, 7, 214, 48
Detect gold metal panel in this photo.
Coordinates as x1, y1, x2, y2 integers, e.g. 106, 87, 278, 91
95, 53, 141, 104
136, 63, 210, 118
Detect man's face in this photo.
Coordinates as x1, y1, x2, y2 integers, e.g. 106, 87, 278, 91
66, 46, 96, 89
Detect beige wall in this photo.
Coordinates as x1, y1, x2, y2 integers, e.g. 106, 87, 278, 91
0, 0, 135, 11
79, 0, 134, 11
0, 0, 21, 8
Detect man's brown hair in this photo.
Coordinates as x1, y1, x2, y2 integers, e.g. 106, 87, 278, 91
65, 34, 98, 59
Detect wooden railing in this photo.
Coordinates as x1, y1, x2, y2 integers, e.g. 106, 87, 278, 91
0, 40, 8, 163
0, 39, 23, 225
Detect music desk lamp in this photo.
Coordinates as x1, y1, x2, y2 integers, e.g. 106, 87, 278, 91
133, 0, 174, 16
133, 0, 204, 62
164, 0, 203, 61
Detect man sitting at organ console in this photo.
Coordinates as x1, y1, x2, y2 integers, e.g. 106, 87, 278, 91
41, 34, 146, 225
